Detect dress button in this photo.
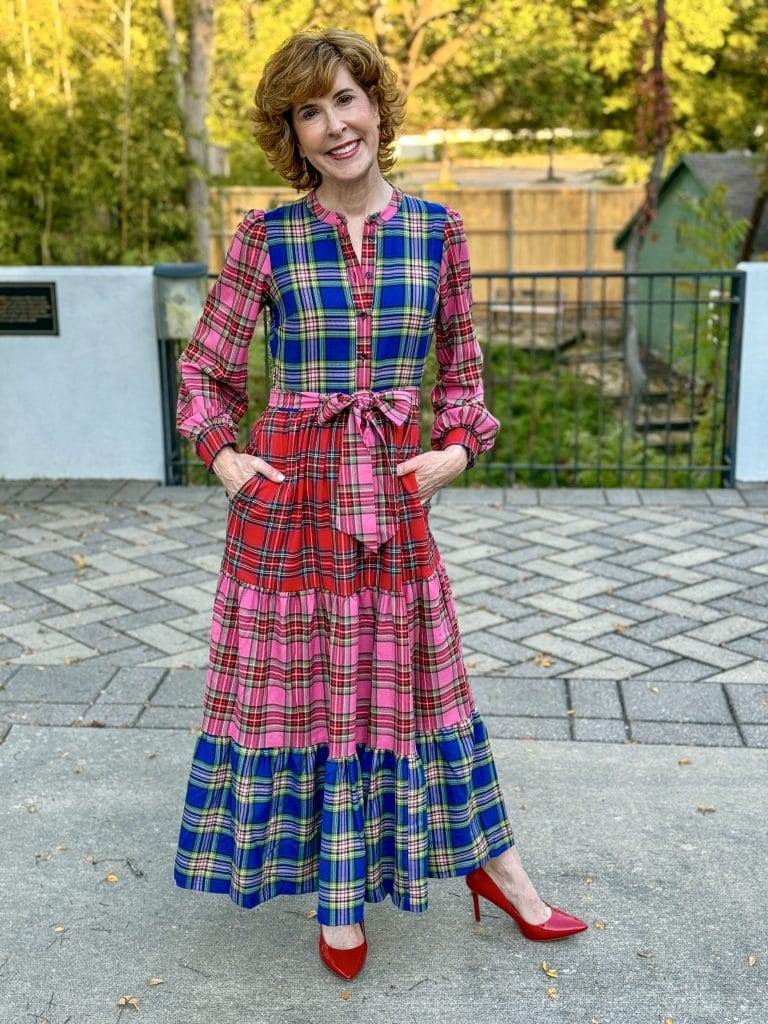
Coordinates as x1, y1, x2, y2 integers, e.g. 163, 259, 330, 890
365, 271, 372, 279
357, 310, 368, 318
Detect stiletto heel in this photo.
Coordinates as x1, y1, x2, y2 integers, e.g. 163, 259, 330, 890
466, 866, 588, 941
471, 889, 481, 922
318, 920, 368, 980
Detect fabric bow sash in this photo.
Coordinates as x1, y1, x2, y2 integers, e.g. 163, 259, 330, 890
316, 388, 416, 553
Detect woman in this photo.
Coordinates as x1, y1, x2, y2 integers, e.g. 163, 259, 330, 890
173, 27, 587, 980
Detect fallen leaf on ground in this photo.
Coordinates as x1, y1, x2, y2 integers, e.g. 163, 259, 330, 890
696, 805, 716, 814
117, 995, 140, 1009
126, 857, 145, 879
649, 686, 660, 694
105, 871, 119, 883
593, 919, 607, 929
747, 954, 757, 967
636, 949, 655, 958
533, 653, 553, 668
540, 960, 558, 977
677, 757, 691, 766
546, 986, 558, 1001
340, 990, 351, 1000
147, 977, 164, 986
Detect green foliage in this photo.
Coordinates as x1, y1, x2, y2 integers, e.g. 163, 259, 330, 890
425, 322, 734, 489
673, 183, 750, 271
3, 0, 768, 262
0, 1, 190, 264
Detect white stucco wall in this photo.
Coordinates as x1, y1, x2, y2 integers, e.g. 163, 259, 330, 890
735, 262, 768, 483
0, 267, 165, 481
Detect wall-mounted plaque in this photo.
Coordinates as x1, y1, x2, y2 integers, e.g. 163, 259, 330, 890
0, 282, 59, 335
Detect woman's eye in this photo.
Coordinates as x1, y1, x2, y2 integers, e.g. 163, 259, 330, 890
301, 95, 353, 119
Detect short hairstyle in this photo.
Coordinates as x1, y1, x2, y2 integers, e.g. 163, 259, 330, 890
248, 28, 407, 192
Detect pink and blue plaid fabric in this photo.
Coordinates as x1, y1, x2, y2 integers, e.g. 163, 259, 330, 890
172, 184, 514, 926
268, 384, 420, 552
176, 185, 501, 477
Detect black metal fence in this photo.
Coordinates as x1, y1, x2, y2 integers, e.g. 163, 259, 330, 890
472, 269, 745, 488
162, 268, 745, 489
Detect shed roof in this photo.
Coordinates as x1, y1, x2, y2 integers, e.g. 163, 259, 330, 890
614, 149, 768, 252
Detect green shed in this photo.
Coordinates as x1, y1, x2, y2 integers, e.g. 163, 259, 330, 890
613, 149, 766, 359
614, 149, 767, 269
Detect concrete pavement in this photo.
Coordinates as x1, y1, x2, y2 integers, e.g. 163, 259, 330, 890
0, 481, 767, 1022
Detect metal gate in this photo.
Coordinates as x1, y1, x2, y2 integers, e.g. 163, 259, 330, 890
161, 268, 745, 489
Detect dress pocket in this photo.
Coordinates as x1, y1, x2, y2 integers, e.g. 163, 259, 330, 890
229, 472, 267, 505
399, 468, 429, 515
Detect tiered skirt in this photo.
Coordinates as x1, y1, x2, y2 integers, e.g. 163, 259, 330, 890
173, 393, 515, 925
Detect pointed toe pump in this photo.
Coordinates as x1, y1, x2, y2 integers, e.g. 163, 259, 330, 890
318, 921, 368, 980
466, 866, 588, 941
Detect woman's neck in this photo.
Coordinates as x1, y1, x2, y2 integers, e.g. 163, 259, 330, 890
313, 175, 393, 220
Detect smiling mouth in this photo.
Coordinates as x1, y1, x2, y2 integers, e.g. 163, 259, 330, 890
327, 139, 361, 155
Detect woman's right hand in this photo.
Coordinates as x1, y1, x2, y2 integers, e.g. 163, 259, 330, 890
212, 446, 285, 500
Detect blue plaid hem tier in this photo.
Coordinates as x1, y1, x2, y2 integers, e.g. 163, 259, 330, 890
173, 706, 516, 925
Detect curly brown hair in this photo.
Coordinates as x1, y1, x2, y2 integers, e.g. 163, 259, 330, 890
248, 28, 407, 193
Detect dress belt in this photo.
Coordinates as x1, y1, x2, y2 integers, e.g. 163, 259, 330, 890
266, 386, 420, 553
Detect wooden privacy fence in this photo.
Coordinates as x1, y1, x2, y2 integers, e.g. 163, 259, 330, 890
209, 184, 644, 300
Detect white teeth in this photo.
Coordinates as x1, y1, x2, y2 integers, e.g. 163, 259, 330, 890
329, 140, 359, 155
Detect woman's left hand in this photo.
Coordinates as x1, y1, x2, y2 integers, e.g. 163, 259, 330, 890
396, 444, 469, 504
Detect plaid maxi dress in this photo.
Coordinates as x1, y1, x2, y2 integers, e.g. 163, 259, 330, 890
172, 183, 516, 926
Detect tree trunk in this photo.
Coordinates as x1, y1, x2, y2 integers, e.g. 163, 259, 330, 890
158, 0, 214, 263
739, 164, 768, 261
185, 0, 214, 262
623, 0, 672, 433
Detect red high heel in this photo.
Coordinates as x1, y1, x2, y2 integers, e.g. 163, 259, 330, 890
318, 921, 367, 980
466, 866, 588, 941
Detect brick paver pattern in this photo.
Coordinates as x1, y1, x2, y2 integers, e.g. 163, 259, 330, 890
2, 480, 768, 749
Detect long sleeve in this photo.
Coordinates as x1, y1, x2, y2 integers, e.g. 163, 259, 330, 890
430, 206, 501, 470
175, 208, 271, 473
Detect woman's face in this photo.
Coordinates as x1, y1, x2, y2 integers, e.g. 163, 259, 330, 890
291, 63, 381, 187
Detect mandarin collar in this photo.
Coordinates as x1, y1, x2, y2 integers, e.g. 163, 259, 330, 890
305, 183, 402, 226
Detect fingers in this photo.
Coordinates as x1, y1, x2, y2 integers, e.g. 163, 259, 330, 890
225, 456, 285, 499
242, 454, 285, 483
255, 457, 285, 482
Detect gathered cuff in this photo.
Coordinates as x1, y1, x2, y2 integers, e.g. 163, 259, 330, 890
430, 406, 500, 470
196, 424, 238, 473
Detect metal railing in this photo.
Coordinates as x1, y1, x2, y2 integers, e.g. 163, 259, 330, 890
471, 269, 744, 488
162, 268, 745, 489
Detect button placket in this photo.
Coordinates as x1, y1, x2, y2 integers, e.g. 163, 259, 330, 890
353, 221, 376, 391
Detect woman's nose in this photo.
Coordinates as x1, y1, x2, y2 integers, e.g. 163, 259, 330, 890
326, 112, 348, 134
